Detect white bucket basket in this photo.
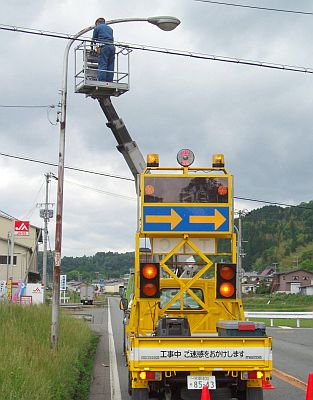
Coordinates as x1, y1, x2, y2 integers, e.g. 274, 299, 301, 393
74, 41, 130, 97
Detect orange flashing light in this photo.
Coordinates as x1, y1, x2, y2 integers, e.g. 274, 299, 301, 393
217, 186, 228, 196
142, 283, 158, 297
219, 282, 235, 298
216, 263, 237, 300
145, 184, 155, 195
140, 262, 160, 299
220, 265, 235, 280
142, 264, 158, 279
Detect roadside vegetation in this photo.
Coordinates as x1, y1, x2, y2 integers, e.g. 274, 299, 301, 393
0, 304, 98, 400
243, 293, 313, 311
243, 293, 313, 328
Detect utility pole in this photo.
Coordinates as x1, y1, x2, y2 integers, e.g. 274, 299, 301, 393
9, 231, 14, 280
6, 232, 11, 283
272, 262, 279, 272
235, 210, 247, 296
38, 172, 57, 301
6, 231, 14, 302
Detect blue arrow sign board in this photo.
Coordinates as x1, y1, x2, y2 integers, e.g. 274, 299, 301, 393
143, 206, 230, 233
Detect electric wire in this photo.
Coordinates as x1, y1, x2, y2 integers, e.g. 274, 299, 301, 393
46, 106, 60, 126
1, 23, 313, 75
0, 104, 60, 125
21, 180, 45, 220
119, 40, 313, 74
0, 151, 133, 182
65, 179, 136, 201
193, 0, 313, 15
234, 197, 313, 210
0, 104, 55, 108
1, 150, 313, 210
23, 205, 37, 220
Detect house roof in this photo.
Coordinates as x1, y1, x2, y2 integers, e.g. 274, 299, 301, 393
0, 213, 41, 231
275, 269, 313, 276
242, 271, 259, 277
260, 267, 275, 277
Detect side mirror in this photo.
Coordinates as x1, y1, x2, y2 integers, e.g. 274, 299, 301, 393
119, 298, 128, 311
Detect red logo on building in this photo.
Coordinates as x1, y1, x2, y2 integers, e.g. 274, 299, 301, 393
14, 221, 30, 236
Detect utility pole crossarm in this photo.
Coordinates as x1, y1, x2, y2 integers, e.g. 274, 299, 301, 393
98, 97, 146, 184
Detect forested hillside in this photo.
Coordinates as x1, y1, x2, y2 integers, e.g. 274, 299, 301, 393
241, 201, 313, 272
38, 251, 134, 281
38, 201, 313, 280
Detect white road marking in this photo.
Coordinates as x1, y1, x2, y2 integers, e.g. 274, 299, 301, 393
108, 298, 122, 400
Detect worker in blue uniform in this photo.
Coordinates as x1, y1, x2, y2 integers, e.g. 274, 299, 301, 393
92, 18, 115, 82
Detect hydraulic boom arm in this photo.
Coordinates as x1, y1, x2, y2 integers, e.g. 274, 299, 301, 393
98, 97, 146, 186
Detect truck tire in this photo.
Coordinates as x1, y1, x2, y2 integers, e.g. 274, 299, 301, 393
246, 387, 263, 400
131, 388, 149, 400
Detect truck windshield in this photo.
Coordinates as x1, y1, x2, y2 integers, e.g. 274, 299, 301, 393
160, 288, 204, 309
144, 177, 228, 203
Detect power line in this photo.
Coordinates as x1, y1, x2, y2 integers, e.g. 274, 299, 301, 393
1, 150, 313, 210
0, 151, 133, 182
193, 0, 313, 15
0, 23, 86, 41
1, 23, 313, 75
65, 179, 136, 201
0, 104, 55, 108
21, 179, 45, 220
122, 41, 313, 75
235, 196, 313, 210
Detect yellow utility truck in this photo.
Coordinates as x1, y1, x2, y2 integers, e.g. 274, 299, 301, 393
120, 150, 272, 400
74, 40, 272, 400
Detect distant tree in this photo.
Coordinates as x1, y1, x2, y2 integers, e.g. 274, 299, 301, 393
255, 282, 271, 295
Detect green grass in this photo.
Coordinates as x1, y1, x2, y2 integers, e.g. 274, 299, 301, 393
0, 304, 99, 400
248, 318, 313, 328
243, 293, 313, 311
243, 294, 313, 328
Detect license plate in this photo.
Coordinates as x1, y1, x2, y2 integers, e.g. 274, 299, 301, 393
187, 375, 216, 390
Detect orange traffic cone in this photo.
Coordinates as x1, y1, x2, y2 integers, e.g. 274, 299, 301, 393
306, 372, 313, 400
201, 384, 210, 400
262, 379, 275, 390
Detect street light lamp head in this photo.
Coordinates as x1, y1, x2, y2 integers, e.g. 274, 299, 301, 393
147, 16, 181, 31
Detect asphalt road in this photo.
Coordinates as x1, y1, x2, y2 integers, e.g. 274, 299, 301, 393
87, 298, 312, 400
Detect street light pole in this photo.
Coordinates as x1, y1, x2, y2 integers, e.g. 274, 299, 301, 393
51, 16, 180, 349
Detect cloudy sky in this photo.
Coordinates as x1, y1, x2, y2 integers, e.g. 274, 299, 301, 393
1, 0, 313, 257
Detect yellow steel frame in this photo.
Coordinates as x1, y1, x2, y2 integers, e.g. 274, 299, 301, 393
126, 164, 271, 390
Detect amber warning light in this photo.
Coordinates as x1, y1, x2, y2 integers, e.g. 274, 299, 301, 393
147, 154, 159, 167
215, 263, 236, 300
212, 154, 225, 168
140, 263, 160, 298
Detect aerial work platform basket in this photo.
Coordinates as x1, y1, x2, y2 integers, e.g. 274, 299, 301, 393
74, 41, 130, 97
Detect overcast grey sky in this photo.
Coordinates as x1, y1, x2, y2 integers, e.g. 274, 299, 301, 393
1, 0, 313, 256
